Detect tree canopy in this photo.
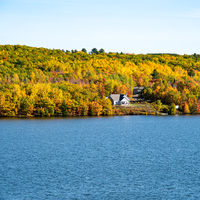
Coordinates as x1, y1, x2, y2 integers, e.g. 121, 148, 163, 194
0, 45, 200, 116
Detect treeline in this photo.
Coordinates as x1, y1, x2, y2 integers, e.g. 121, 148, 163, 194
0, 45, 200, 116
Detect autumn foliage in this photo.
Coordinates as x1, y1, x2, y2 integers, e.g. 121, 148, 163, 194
0, 45, 200, 116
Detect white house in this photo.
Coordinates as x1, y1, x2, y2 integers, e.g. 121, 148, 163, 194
108, 94, 130, 105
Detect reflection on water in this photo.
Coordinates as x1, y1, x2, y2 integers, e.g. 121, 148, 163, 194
0, 116, 200, 199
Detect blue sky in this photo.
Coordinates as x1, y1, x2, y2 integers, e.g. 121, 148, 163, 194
0, 0, 200, 54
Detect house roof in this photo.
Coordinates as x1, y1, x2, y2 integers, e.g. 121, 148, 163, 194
109, 94, 130, 101
133, 87, 144, 95
133, 86, 144, 90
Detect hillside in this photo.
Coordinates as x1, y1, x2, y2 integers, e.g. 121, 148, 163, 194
0, 45, 200, 116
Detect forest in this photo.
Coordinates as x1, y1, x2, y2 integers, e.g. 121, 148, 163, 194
0, 45, 200, 117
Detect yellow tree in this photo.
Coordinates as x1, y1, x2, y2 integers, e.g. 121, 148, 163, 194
88, 101, 102, 116
12, 74, 20, 84
98, 99, 113, 115
30, 72, 36, 83
183, 102, 190, 114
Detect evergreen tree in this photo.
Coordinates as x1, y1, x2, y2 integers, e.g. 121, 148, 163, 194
151, 69, 159, 79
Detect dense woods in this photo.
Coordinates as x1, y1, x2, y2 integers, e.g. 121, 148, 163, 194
0, 45, 200, 117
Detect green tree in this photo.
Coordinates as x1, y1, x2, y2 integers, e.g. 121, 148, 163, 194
60, 100, 68, 116
188, 69, 195, 77
99, 48, 105, 54
81, 48, 87, 53
169, 103, 176, 115
151, 69, 159, 79
91, 48, 99, 54
156, 100, 162, 111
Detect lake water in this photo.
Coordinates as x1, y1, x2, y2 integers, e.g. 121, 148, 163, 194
0, 116, 200, 199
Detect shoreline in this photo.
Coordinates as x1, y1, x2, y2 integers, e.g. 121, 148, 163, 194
0, 112, 196, 119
